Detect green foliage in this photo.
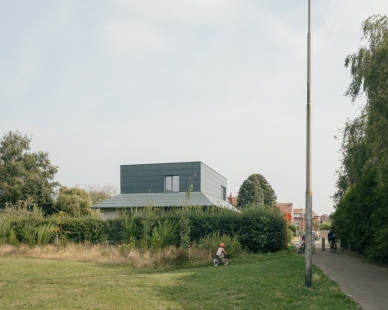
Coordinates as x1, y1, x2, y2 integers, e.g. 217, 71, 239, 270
319, 222, 332, 230
0, 218, 11, 243
121, 216, 138, 243
189, 204, 285, 253
0, 131, 59, 214
333, 15, 388, 262
57, 186, 93, 217
288, 224, 297, 235
8, 228, 18, 245
237, 174, 277, 208
36, 223, 55, 246
140, 205, 158, 249
1, 197, 44, 220
150, 220, 179, 249
20, 221, 38, 247
287, 229, 294, 245
179, 210, 191, 249
196, 231, 243, 258
1, 202, 286, 254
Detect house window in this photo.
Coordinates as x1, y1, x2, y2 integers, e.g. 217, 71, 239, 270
221, 186, 226, 201
295, 222, 300, 226
294, 213, 301, 218
165, 176, 179, 192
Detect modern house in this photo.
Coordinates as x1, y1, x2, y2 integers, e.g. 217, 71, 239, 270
92, 161, 239, 218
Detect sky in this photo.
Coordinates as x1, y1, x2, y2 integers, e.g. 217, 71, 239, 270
1, 0, 387, 216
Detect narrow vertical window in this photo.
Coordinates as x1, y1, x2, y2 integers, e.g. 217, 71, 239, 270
221, 186, 226, 201
165, 176, 172, 192
173, 176, 179, 192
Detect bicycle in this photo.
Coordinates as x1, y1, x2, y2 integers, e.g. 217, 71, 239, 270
213, 256, 228, 266
298, 241, 305, 254
330, 240, 337, 253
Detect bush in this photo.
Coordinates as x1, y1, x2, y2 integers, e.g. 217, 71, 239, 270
36, 223, 55, 246
3, 205, 286, 254
195, 231, 243, 258
287, 229, 294, 245
319, 222, 332, 230
150, 219, 179, 249
0, 218, 11, 244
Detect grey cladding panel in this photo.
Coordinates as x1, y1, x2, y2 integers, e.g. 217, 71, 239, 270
121, 162, 201, 194
200, 163, 227, 199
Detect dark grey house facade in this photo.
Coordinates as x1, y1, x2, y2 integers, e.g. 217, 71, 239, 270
92, 162, 238, 218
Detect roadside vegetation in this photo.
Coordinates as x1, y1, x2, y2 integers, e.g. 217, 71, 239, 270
332, 15, 388, 263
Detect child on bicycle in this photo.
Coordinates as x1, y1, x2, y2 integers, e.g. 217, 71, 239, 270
216, 243, 227, 263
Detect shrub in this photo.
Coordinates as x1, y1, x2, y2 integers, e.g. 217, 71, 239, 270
287, 229, 294, 244
150, 220, 179, 249
0, 218, 11, 243
21, 221, 38, 247
36, 223, 55, 246
319, 222, 332, 230
195, 231, 243, 258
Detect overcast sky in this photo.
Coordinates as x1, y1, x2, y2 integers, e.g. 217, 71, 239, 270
1, 0, 387, 215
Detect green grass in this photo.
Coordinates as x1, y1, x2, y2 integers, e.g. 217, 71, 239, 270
0, 247, 359, 310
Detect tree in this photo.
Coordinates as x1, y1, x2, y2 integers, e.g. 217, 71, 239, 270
85, 183, 118, 206
0, 131, 59, 213
237, 174, 277, 208
57, 186, 93, 216
333, 15, 388, 261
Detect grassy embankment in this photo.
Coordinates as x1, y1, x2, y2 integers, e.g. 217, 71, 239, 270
0, 246, 359, 310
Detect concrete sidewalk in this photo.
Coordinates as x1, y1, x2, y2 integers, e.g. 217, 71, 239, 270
294, 238, 388, 310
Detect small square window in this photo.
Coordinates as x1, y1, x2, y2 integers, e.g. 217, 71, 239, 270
165, 176, 179, 192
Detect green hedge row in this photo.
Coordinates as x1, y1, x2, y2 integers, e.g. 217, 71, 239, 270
8, 206, 286, 253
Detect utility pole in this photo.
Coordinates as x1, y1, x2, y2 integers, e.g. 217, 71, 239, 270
305, 0, 313, 287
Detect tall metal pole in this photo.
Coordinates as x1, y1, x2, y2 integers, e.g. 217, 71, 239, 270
305, 0, 313, 288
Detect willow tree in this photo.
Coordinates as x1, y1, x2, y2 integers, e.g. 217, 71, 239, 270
333, 15, 388, 261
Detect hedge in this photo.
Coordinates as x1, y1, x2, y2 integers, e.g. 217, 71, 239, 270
7, 205, 287, 253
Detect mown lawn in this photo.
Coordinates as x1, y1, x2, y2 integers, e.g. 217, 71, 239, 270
0, 248, 359, 310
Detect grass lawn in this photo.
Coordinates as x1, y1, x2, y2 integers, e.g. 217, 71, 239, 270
0, 247, 359, 310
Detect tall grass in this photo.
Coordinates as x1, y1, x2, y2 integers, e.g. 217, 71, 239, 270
1, 198, 44, 220
194, 231, 243, 258
150, 219, 179, 249
0, 218, 11, 243
121, 216, 137, 243
21, 222, 38, 247
36, 223, 55, 246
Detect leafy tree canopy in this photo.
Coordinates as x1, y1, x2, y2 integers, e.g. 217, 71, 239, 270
0, 131, 59, 213
335, 15, 388, 201
333, 15, 388, 261
57, 186, 93, 217
237, 174, 277, 208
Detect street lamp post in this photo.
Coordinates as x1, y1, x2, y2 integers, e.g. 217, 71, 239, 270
305, 0, 313, 287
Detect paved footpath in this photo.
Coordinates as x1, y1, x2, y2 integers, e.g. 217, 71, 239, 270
294, 239, 388, 310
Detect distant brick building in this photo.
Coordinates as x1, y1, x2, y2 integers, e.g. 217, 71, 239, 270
276, 203, 294, 223
227, 193, 238, 207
